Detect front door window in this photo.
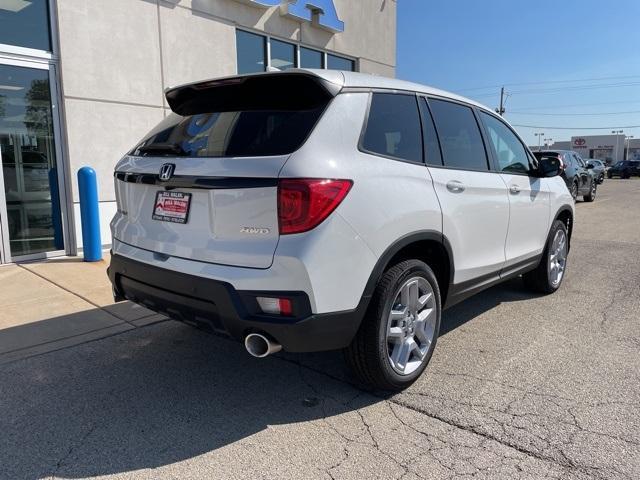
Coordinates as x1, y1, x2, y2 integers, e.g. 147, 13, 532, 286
0, 64, 63, 257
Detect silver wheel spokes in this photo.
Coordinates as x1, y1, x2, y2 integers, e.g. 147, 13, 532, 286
549, 230, 567, 287
386, 277, 436, 375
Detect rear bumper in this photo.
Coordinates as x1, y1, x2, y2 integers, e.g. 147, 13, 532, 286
107, 253, 364, 352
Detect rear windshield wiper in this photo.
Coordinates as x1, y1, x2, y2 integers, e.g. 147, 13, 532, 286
137, 143, 187, 156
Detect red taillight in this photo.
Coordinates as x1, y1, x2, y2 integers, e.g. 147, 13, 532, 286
278, 178, 353, 235
256, 297, 293, 316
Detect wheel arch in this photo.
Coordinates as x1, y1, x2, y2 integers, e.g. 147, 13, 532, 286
362, 231, 454, 308
554, 205, 573, 250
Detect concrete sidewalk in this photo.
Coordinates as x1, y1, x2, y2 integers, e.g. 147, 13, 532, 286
0, 253, 166, 365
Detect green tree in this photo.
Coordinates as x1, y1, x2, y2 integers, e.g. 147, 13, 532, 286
24, 79, 52, 137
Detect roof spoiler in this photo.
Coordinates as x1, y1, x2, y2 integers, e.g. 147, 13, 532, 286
165, 71, 343, 116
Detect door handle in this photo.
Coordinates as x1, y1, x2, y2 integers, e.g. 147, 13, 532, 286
509, 185, 521, 194
446, 180, 465, 193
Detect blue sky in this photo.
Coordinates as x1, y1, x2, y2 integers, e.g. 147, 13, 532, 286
397, 0, 640, 146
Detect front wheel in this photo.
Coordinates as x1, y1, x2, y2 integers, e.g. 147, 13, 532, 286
584, 180, 597, 202
524, 220, 569, 294
344, 260, 441, 391
598, 174, 604, 184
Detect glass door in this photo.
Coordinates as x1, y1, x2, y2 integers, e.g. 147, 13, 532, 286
0, 62, 64, 260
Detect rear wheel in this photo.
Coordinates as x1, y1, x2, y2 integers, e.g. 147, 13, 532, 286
584, 179, 597, 202
345, 260, 441, 391
570, 181, 579, 200
524, 220, 569, 294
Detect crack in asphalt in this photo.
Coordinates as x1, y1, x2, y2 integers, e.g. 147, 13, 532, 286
281, 354, 638, 480
48, 423, 98, 480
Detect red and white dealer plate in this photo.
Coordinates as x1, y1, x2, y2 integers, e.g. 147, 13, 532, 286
152, 191, 192, 224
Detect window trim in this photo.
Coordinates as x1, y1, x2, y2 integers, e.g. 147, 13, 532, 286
357, 92, 426, 166
425, 97, 492, 174
235, 27, 357, 73
417, 95, 443, 167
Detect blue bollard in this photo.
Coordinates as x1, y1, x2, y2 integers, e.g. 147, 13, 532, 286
77, 166, 102, 262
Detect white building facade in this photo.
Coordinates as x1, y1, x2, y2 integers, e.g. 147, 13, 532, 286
0, 0, 397, 263
539, 135, 640, 165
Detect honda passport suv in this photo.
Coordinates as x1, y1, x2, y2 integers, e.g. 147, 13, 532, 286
108, 70, 573, 390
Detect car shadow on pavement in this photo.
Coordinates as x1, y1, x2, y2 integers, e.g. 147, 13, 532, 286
440, 277, 539, 336
0, 278, 540, 479
0, 317, 374, 479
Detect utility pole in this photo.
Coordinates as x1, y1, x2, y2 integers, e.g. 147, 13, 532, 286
496, 86, 506, 116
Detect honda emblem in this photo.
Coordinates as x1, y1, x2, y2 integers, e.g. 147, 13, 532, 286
159, 163, 175, 181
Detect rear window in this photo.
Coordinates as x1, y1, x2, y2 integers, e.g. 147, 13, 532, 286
132, 109, 325, 158
133, 73, 337, 158
361, 93, 423, 163
428, 99, 488, 171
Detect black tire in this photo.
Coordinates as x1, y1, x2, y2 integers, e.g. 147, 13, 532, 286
598, 174, 604, 184
570, 180, 579, 200
607, 171, 613, 179
344, 259, 441, 391
523, 220, 569, 294
584, 179, 596, 202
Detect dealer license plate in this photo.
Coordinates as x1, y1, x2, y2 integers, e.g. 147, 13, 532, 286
152, 191, 192, 224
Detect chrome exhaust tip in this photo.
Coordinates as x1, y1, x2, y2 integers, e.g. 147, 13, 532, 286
245, 333, 282, 358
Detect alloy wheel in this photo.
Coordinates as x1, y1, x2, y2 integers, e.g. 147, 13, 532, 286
385, 277, 437, 375
548, 229, 568, 287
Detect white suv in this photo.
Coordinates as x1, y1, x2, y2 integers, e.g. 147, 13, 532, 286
108, 70, 573, 390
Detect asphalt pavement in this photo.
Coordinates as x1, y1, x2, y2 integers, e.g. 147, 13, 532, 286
0, 180, 638, 480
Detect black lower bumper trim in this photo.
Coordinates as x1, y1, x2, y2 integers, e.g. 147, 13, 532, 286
107, 253, 365, 352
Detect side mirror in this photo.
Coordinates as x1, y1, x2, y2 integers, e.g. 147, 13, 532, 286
537, 157, 562, 177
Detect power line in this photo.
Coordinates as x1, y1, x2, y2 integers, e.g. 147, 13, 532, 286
508, 82, 640, 95
456, 75, 640, 93
512, 124, 640, 130
507, 110, 640, 116
505, 99, 640, 111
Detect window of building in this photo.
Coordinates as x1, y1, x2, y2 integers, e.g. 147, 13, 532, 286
362, 93, 423, 163
480, 112, 531, 174
428, 99, 488, 171
236, 30, 356, 74
270, 39, 296, 70
236, 30, 266, 74
419, 98, 442, 166
0, 0, 51, 51
300, 47, 324, 69
327, 54, 355, 71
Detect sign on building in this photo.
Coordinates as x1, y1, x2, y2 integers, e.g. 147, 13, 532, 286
235, 0, 345, 33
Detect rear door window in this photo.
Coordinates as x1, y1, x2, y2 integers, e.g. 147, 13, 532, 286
428, 99, 489, 171
362, 93, 423, 163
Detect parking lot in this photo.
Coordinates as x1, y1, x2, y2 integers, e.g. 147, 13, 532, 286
1, 180, 639, 480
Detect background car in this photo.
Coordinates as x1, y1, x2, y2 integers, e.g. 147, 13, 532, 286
607, 160, 640, 179
534, 150, 597, 202
586, 159, 606, 184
